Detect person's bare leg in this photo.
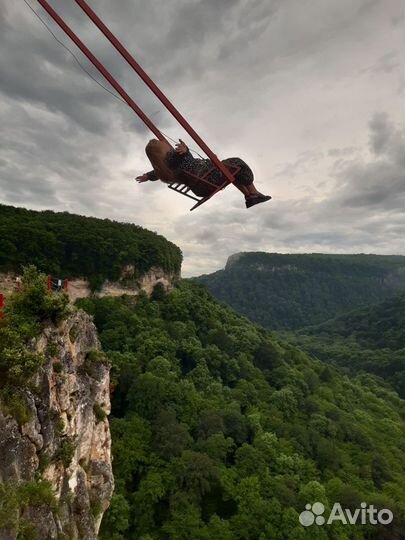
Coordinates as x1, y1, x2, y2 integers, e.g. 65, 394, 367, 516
233, 181, 271, 208
233, 182, 263, 199
246, 183, 262, 196
234, 184, 249, 197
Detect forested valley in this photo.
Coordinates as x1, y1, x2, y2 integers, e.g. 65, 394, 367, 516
78, 283, 405, 540
281, 293, 405, 398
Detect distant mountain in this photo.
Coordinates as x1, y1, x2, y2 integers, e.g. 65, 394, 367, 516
195, 252, 405, 330
0, 204, 182, 289
281, 293, 405, 397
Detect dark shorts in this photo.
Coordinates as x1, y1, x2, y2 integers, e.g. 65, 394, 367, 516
181, 157, 254, 197
223, 157, 254, 187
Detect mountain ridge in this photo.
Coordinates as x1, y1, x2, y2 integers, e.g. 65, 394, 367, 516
196, 251, 405, 330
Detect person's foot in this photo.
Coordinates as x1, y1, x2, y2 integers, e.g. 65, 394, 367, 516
245, 195, 272, 208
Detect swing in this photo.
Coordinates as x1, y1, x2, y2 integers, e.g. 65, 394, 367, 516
35, 0, 237, 211
168, 163, 241, 211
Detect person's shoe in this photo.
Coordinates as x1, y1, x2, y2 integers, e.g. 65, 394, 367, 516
245, 195, 272, 208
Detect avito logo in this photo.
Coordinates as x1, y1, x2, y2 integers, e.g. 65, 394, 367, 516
299, 502, 393, 527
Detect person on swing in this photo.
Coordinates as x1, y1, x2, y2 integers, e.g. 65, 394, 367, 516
136, 139, 271, 208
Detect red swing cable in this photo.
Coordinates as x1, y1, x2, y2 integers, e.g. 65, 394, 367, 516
36, 0, 166, 143
73, 0, 236, 186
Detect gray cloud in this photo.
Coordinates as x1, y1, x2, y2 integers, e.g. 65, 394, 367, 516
171, 113, 405, 275
328, 147, 359, 157
0, 0, 403, 276
331, 113, 405, 211
361, 52, 400, 75
369, 112, 394, 155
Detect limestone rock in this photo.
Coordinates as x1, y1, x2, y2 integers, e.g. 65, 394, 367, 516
0, 311, 113, 540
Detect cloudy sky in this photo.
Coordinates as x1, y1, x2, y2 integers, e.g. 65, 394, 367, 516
0, 0, 403, 276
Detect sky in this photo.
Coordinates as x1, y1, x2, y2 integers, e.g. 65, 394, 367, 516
0, 0, 403, 276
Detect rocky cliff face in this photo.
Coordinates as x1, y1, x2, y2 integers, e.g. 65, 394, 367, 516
67, 266, 176, 303
225, 252, 243, 270
0, 311, 113, 540
0, 266, 177, 304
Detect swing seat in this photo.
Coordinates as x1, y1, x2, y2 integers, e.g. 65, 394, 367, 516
167, 164, 241, 211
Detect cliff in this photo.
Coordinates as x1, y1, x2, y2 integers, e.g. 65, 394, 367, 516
0, 266, 176, 305
197, 252, 405, 329
67, 266, 175, 303
0, 310, 113, 540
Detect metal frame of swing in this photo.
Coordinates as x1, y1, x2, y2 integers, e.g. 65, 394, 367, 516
168, 164, 241, 211
36, 0, 237, 211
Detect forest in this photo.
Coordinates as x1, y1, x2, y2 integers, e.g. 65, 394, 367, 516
0, 204, 182, 289
196, 252, 405, 329
1, 207, 404, 539
77, 282, 405, 540
281, 293, 405, 398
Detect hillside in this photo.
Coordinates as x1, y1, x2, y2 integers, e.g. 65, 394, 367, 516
78, 282, 405, 540
0, 204, 182, 289
281, 293, 405, 397
195, 252, 405, 330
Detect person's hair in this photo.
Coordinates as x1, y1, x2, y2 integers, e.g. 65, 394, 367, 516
146, 140, 175, 184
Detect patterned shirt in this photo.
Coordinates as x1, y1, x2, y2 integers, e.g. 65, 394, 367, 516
147, 149, 253, 190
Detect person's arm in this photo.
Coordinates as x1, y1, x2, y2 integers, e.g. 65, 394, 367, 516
166, 139, 195, 169
146, 170, 160, 181
136, 170, 160, 183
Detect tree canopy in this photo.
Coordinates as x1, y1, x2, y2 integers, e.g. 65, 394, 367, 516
78, 281, 405, 540
281, 293, 405, 397
0, 204, 182, 289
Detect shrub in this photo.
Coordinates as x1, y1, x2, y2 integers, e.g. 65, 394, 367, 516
0, 483, 19, 532
0, 267, 73, 396
81, 348, 109, 377
57, 437, 77, 468
94, 403, 107, 423
55, 415, 65, 435
0, 327, 44, 388
17, 520, 38, 540
0, 481, 56, 538
69, 324, 80, 343
47, 339, 59, 357
6, 266, 69, 329
19, 481, 56, 510
0, 391, 32, 425
90, 497, 103, 518
38, 452, 51, 473
53, 361, 63, 374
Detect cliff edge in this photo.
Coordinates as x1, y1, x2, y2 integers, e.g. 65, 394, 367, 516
0, 310, 113, 540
